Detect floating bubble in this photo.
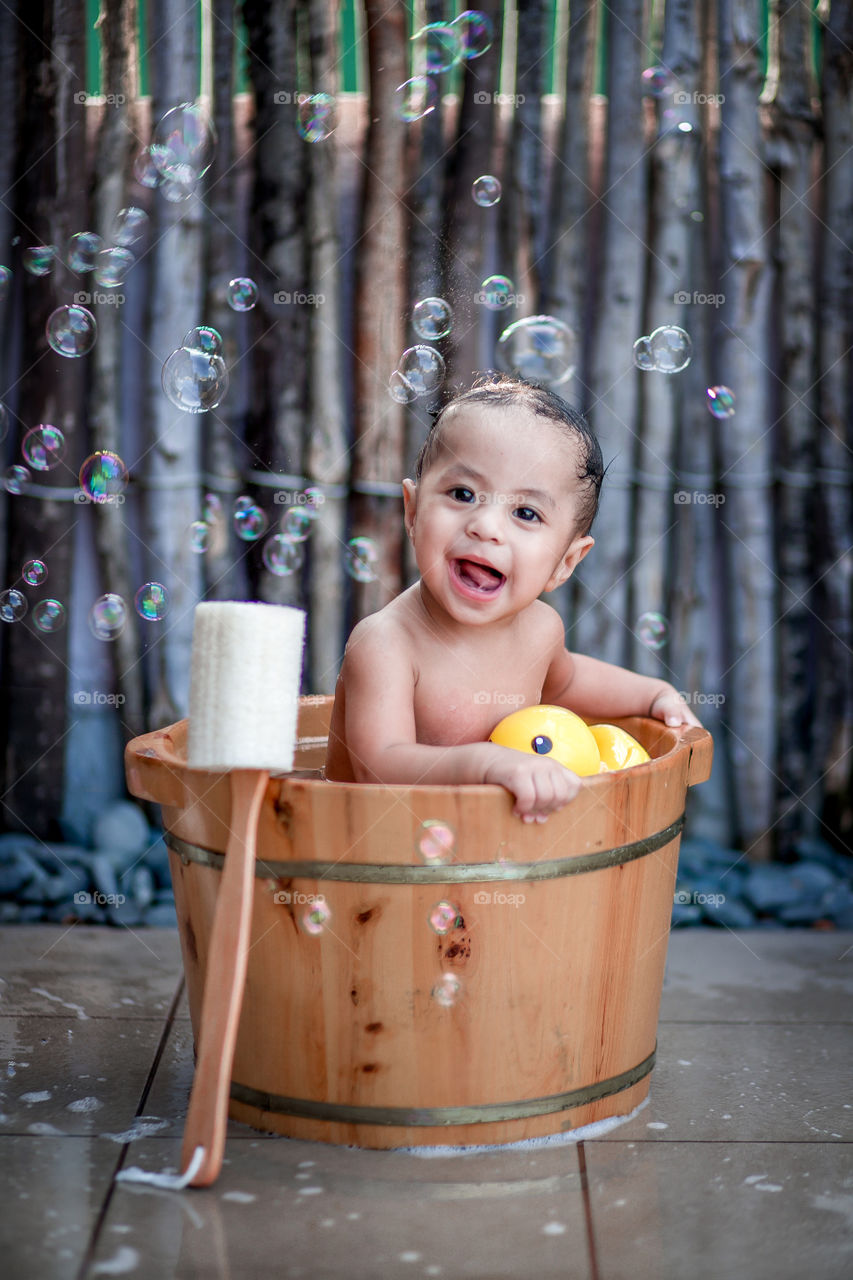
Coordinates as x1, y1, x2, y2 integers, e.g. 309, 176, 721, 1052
429, 900, 461, 935
161, 346, 229, 412
22, 424, 66, 471
346, 536, 379, 583
451, 10, 493, 59
649, 325, 692, 373
633, 335, 655, 370
227, 277, 258, 312
301, 899, 331, 935
432, 973, 461, 1008
0, 265, 11, 298
297, 93, 336, 143
233, 501, 268, 541
472, 174, 501, 206
412, 23, 463, 74
111, 207, 148, 247
0, 403, 8, 443
642, 66, 675, 97
46, 305, 97, 358
89, 593, 127, 642
23, 246, 57, 276
203, 492, 223, 521
94, 247, 134, 288
0, 589, 27, 623
496, 315, 577, 387
134, 582, 168, 621
33, 599, 66, 633
78, 451, 129, 503
183, 326, 223, 355
636, 611, 669, 650
412, 297, 452, 341
4, 465, 30, 494
690, 210, 704, 222
262, 534, 303, 577
395, 76, 438, 122
415, 820, 456, 865
478, 275, 515, 311
22, 559, 47, 586
282, 507, 313, 541
388, 369, 417, 404
302, 487, 324, 515
133, 147, 162, 188
398, 345, 445, 397
160, 176, 195, 203
66, 232, 102, 272
706, 385, 736, 418
150, 102, 217, 183
233, 494, 254, 514
188, 520, 209, 553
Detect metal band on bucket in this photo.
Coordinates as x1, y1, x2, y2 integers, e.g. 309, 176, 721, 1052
229, 1046, 656, 1127
165, 815, 684, 884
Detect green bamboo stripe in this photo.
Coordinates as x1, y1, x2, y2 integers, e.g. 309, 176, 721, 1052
229, 1047, 656, 1128
165, 816, 683, 885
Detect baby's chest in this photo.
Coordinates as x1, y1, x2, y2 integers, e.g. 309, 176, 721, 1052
412, 661, 548, 746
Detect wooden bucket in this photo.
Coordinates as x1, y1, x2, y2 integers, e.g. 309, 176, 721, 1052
125, 698, 712, 1150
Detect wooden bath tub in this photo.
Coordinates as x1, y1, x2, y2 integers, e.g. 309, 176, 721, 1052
125, 697, 712, 1149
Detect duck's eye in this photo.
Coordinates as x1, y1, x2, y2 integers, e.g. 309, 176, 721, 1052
531, 735, 553, 755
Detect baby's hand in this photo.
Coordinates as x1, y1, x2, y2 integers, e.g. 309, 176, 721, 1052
649, 685, 702, 728
483, 748, 582, 823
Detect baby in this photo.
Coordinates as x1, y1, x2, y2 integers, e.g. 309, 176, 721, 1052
326, 376, 700, 821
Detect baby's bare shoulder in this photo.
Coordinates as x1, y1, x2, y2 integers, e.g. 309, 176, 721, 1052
524, 598, 566, 646
343, 599, 415, 670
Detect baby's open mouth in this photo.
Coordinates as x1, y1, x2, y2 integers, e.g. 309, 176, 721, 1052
452, 558, 505, 593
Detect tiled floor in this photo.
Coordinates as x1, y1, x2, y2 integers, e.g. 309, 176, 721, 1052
0, 925, 851, 1279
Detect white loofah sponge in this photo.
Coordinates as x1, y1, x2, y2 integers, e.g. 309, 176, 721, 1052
187, 601, 306, 773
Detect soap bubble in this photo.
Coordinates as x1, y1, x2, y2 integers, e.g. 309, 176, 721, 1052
398, 344, 445, 397
633, 335, 655, 370
95, 247, 134, 288
133, 147, 162, 188
282, 507, 313, 541
649, 325, 692, 373
23, 246, 57, 276
415, 819, 456, 865
451, 10, 493, 59
0, 265, 11, 298
89, 593, 127, 641
302, 486, 324, 515
706, 385, 736, 418
4, 465, 30, 494
395, 76, 437, 122
22, 559, 47, 586
297, 93, 336, 142
162, 346, 229, 412
46, 305, 97, 357
33, 599, 66, 633
472, 174, 501, 206
388, 370, 417, 404
429, 900, 461, 935
111, 207, 148, 248
642, 66, 675, 97
412, 297, 452, 341
160, 176, 195, 203
346, 536, 379, 583
78, 451, 129, 503
432, 973, 461, 1008
412, 23, 463, 74
262, 534, 303, 576
0, 589, 27, 623
66, 232, 102, 272
150, 102, 216, 183
496, 315, 577, 387
233, 501, 268, 541
134, 581, 168, 621
636, 611, 669, 650
301, 898, 331, 935
203, 492, 223, 522
478, 275, 515, 310
189, 520, 209, 553
183, 325, 223, 355
22, 424, 66, 471
227, 277, 258, 312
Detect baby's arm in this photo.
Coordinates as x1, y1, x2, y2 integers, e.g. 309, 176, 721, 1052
543, 647, 702, 728
340, 618, 582, 821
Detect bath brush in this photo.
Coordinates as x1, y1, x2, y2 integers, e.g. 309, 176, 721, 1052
182, 601, 305, 1186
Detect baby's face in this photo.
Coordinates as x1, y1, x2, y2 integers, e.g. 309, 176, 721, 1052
403, 404, 594, 625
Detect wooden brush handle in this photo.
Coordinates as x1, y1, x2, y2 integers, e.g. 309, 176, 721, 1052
181, 768, 267, 1186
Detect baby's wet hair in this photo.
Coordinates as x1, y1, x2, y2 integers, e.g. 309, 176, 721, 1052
414, 374, 605, 536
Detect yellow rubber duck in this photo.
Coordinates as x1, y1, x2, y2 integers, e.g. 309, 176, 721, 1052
588, 723, 650, 771
489, 705, 602, 777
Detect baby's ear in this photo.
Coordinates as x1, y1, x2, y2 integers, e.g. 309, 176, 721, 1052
402, 479, 418, 538
545, 535, 594, 592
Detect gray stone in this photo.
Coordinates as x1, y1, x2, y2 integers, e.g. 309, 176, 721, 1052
91, 853, 120, 902
742, 865, 803, 912
92, 801, 150, 861
143, 902, 178, 927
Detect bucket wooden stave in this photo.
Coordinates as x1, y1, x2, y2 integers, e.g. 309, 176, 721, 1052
126, 698, 712, 1149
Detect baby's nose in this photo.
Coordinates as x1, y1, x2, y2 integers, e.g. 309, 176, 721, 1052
465, 496, 503, 539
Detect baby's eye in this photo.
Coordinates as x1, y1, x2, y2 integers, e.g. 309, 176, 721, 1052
449, 486, 476, 503
514, 506, 541, 523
